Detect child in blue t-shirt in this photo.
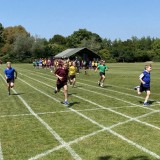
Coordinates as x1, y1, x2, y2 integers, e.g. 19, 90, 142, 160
134, 65, 152, 106
4, 62, 17, 95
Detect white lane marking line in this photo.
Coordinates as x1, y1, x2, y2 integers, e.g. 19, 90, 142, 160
19, 73, 160, 130
0, 75, 82, 160
18, 76, 160, 159
0, 108, 103, 118
0, 142, 3, 160
17, 68, 145, 100
18, 73, 152, 111
22, 67, 160, 96
28, 144, 65, 160
19, 71, 160, 109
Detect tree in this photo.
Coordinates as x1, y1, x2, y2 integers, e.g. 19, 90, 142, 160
49, 34, 66, 45
0, 23, 4, 45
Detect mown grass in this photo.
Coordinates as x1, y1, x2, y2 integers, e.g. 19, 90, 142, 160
0, 62, 160, 160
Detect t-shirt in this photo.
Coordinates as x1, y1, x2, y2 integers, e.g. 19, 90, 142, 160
139, 70, 150, 88
69, 66, 76, 76
55, 68, 69, 82
4, 67, 15, 79
97, 65, 108, 73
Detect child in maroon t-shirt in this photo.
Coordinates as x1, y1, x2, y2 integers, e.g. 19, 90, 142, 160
54, 62, 69, 106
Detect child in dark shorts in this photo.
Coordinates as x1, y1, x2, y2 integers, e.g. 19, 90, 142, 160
54, 62, 69, 106
134, 65, 152, 106
4, 62, 17, 95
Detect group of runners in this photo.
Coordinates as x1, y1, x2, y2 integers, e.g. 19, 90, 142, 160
4, 60, 152, 106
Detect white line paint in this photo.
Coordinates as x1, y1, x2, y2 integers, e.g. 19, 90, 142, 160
17, 76, 160, 159
0, 142, 3, 160
0, 74, 82, 160
29, 144, 65, 160
19, 73, 156, 112
19, 67, 160, 96
19, 73, 160, 130
16, 68, 147, 100
19, 69, 160, 106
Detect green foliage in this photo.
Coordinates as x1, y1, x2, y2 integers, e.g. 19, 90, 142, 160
1, 22, 160, 62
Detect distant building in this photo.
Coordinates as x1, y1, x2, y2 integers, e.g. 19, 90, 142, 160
54, 47, 101, 60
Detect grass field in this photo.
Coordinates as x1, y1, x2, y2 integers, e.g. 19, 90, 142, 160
0, 63, 160, 160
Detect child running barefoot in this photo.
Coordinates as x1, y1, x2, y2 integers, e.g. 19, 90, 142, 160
4, 62, 17, 95
54, 62, 69, 106
134, 65, 152, 106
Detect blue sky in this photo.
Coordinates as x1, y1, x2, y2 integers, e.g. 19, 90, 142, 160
1, 0, 160, 40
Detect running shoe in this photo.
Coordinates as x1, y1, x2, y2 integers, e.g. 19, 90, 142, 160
100, 83, 104, 87
54, 89, 57, 94
134, 86, 140, 90
64, 100, 69, 106
143, 102, 150, 106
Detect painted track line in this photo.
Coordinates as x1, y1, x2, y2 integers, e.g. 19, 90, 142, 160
19, 68, 160, 105
0, 74, 82, 160
19, 73, 160, 131
17, 68, 147, 100
19, 72, 153, 111
0, 142, 3, 160
19, 72, 160, 117
18, 67, 160, 96
17, 76, 160, 159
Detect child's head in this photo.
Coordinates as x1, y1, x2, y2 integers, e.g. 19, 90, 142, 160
145, 64, 152, 72
63, 62, 68, 69
6, 62, 11, 68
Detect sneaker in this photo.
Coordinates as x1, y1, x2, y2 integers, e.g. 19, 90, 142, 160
134, 86, 140, 90
64, 100, 69, 106
54, 89, 57, 94
143, 102, 150, 106
100, 83, 104, 87
98, 81, 100, 86
8, 92, 10, 96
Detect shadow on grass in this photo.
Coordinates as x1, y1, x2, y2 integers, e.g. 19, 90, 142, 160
103, 85, 112, 88
98, 155, 151, 160
60, 101, 80, 108
138, 100, 156, 105
68, 93, 77, 96
12, 93, 25, 96
68, 102, 80, 108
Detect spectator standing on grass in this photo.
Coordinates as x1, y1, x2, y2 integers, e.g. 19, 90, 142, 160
54, 62, 69, 106
96, 60, 109, 87
4, 62, 17, 95
134, 65, 152, 106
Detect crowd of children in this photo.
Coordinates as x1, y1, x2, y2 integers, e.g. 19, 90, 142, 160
4, 59, 152, 107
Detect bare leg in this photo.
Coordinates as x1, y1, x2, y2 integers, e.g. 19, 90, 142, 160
64, 85, 68, 101
144, 90, 150, 103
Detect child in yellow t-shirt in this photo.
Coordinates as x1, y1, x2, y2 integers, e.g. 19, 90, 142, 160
69, 61, 76, 87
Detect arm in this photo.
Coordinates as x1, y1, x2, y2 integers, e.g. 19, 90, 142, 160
15, 70, 17, 79
4, 70, 8, 79
139, 73, 145, 84
55, 74, 63, 81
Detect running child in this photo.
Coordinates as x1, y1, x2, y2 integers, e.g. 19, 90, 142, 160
134, 65, 152, 106
96, 60, 108, 87
69, 61, 76, 87
4, 62, 17, 95
54, 62, 69, 106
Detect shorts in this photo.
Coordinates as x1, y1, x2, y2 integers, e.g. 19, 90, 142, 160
57, 81, 67, 90
140, 83, 150, 92
7, 78, 14, 83
70, 75, 76, 80
100, 72, 105, 76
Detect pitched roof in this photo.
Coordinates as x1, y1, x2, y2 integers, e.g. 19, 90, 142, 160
54, 48, 88, 58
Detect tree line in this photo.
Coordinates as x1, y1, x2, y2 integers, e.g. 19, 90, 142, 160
0, 22, 160, 63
